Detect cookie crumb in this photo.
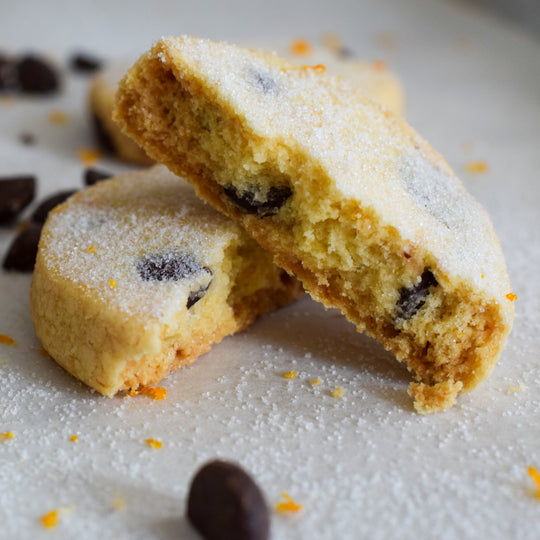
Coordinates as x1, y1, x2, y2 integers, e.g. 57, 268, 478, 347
0, 334, 15, 345
146, 438, 162, 449
302, 64, 326, 72
39, 510, 58, 529
506, 292, 517, 302
275, 492, 303, 513
527, 467, 540, 500
140, 386, 167, 400
331, 386, 344, 398
69, 434, 78, 442
87, 246, 95, 253
109, 279, 117, 288
465, 160, 489, 174
409, 380, 463, 414
283, 371, 297, 379
290, 39, 312, 56
508, 383, 526, 393
310, 377, 321, 386
1, 431, 14, 440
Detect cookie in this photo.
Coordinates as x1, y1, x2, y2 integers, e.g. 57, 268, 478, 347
114, 37, 515, 413
283, 41, 404, 115
89, 63, 153, 166
30, 165, 302, 396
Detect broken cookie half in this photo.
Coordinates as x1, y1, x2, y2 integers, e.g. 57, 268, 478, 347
30, 165, 302, 396
114, 36, 514, 412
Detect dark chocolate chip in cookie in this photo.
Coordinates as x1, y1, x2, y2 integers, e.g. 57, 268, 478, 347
69, 52, 103, 73
223, 184, 292, 217
396, 269, 438, 320
0, 175, 36, 224
31, 190, 77, 224
187, 282, 212, 309
84, 167, 113, 186
0, 54, 15, 91
2, 222, 42, 272
91, 113, 115, 154
251, 69, 278, 94
137, 252, 211, 283
16, 55, 59, 94
187, 460, 269, 540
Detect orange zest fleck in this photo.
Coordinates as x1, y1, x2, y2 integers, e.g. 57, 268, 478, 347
70, 435, 78, 442
290, 39, 312, 56
39, 510, 59, 529
146, 438, 162, 449
331, 386, 344, 398
87, 246, 95, 253
302, 64, 326, 72
283, 371, 297, 379
140, 386, 167, 400
465, 160, 489, 173
506, 292, 518, 302
1, 432, 14, 440
0, 334, 15, 345
109, 279, 117, 288
48, 110, 68, 125
78, 147, 102, 166
527, 467, 540, 500
275, 492, 303, 513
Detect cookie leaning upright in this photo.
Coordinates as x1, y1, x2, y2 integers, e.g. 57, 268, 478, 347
30, 165, 301, 396
113, 36, 515, 412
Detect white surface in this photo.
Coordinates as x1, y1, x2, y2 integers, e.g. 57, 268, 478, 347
1, 1, 539, 539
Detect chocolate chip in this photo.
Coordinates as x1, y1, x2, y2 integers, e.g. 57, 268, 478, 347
91, 113, 115, 154
396, 269, 438, 320
137, 253, 208, 282
251, 69, 278, 94
187, 460, 269, 540
187, 282, 211, 309
31, 190, 77, 224
84, 167, 112, 186
19, 132, 36, 145
2, 222, 42, 272
16, 55, 59, 94
0, 175, 36, 225
223, 184, 291, 217
69, 52, 102, 73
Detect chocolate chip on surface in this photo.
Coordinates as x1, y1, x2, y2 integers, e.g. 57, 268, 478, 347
16, 55, 59, 94
84, 167, 113, 186
69, 52, 103, 73
31, 190, 77, 224
137, 252, 210, 283
396, 269, 438, 320
223, 184, 292, 217
2, 222, 42, 272
0, 175, 36, 225
187, 460, 270, 540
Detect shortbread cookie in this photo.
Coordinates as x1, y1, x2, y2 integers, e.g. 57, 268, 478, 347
114, 37, 515, 412
30, 165, 302, 396
283, 42, 404, 115
89, 63, 153, 165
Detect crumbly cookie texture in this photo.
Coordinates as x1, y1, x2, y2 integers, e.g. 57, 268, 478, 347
30, 165, 302, 396
114, 36, 514, 413
282, 44, 404, 115
89, 63, 153, 165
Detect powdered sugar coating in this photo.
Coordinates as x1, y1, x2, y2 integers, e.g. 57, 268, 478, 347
159, 36, 510, 308
41, 165, 237, 322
